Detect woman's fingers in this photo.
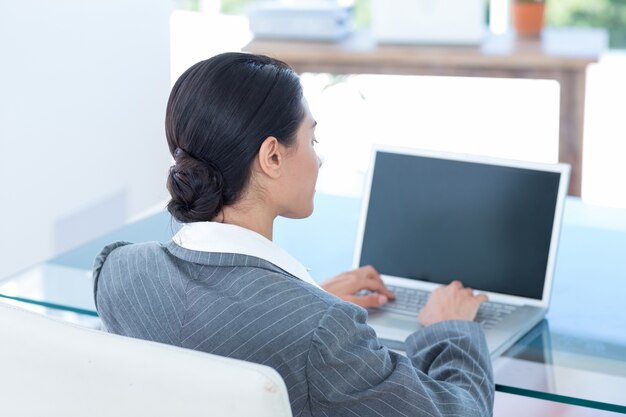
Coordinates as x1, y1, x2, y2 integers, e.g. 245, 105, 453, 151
320, 265, 395, 306
346, 293, 389, 308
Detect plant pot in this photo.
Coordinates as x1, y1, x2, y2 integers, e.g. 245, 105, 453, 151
512, 2, 545, 37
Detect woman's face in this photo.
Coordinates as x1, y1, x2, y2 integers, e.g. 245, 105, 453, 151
278, 98, 321, 219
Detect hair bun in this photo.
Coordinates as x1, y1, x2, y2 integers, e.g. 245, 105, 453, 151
167, 149, 224, 223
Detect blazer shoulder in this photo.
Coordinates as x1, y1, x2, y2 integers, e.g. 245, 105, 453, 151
92, 241, 167, 307
93, 241, 167, 273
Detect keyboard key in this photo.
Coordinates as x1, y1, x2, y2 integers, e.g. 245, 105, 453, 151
374, 285, 516, 327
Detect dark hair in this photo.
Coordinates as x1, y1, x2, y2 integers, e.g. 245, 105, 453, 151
165, 52, 304, 223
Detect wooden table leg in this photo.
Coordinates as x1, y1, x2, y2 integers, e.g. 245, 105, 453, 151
558, 69, 587, 196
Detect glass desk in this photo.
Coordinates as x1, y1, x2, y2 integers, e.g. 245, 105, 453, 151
1, 193, 625, 413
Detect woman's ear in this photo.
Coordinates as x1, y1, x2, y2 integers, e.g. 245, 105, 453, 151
257, 136, 284, 179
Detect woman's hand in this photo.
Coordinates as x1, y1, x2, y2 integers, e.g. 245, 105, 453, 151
419, 280, 488, 326
321, 265, 395, 308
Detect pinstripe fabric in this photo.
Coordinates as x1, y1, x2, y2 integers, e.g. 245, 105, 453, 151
93, 241, 494, 417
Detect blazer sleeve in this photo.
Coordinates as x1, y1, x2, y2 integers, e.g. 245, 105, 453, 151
306, 301, 494, 417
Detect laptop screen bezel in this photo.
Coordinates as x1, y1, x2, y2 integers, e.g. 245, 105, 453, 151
352, 145, 570, 309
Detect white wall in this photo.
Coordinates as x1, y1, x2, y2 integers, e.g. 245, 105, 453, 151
0, 0, 173, 278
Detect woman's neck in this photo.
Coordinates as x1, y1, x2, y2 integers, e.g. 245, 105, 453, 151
217, 200, 276, 241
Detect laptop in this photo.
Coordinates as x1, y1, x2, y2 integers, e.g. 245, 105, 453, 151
354, 146, 570, 358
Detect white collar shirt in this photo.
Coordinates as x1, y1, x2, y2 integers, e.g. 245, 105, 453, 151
173, 221, 320, 288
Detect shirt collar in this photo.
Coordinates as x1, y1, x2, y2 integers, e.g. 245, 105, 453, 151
172, 222, 320, 288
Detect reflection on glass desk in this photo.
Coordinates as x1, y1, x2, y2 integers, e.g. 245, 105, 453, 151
496, 320, 626, 413
1, 193, 625, 413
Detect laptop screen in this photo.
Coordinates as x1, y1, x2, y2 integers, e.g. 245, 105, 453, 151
358, 150, 563, 300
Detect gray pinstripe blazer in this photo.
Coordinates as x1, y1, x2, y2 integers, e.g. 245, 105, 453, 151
93, 241, 494, 417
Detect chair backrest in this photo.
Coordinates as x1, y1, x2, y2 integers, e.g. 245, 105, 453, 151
0, 301, 293, 417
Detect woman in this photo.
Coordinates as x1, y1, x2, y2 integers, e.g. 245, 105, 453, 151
93, 52, 494, 417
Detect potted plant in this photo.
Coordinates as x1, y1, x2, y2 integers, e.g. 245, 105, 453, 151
512, 0, 546, 37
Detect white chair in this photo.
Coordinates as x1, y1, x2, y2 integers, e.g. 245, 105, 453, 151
0, 301, 293, 417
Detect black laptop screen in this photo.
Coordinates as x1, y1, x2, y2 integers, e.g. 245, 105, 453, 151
359, 151, 562, 300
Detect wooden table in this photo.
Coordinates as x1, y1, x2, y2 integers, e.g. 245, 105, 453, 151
245, 31, 601, 196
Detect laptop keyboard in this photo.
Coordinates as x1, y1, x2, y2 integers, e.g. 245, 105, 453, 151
375, 285, 517, 329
